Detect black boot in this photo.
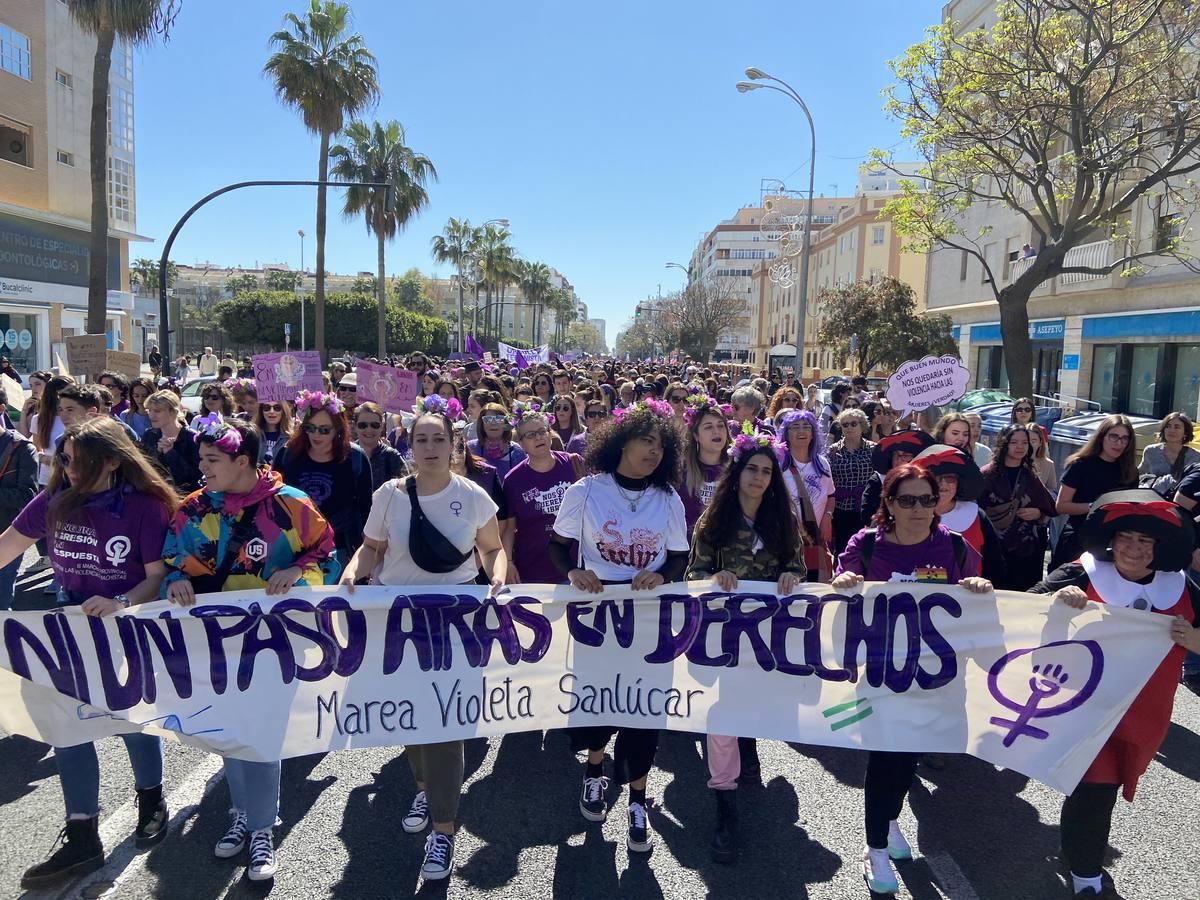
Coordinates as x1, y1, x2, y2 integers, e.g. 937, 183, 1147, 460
20, 817, 104, 888
135, 784, 169, 847
736, 737, 761, 784
710, 790, 738, 864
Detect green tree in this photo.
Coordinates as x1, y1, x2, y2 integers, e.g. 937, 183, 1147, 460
264, 0, 379, 362
67, 1, 181, 336
516, 259, 552, 345
227, 273, 261, 296
872, 0, 1200, 398
431, 217, 481, 352
815, 277, 957, 375
392, 268, 435, 316
129, 257, 177, 293
264, 269, 302, 292
331, 119, 437, 357
475, 224, 514, 343
566, 321, 604, 355
350, 275, 375, 295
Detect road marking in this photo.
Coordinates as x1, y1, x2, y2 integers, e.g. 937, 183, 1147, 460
926, 850, 982, 900
28, 753, 226, 900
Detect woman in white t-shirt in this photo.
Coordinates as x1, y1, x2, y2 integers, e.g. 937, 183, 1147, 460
338, 403, 507, 883
549, 399, 689, 857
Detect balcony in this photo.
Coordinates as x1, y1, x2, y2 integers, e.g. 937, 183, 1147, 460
1058, 240, 1111, 285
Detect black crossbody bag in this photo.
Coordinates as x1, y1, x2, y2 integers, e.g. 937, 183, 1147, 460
406, 478, 472, 573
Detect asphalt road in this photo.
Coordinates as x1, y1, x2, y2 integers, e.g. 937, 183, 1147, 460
2, 560, 1199, 900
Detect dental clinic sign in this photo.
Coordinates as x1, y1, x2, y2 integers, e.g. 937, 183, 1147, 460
0, 583, 1171, 793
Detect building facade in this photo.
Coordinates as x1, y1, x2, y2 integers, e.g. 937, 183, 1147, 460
0, 0, 141, 374
929, 0, 1200, 420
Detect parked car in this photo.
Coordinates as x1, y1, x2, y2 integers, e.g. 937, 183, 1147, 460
179, 375, 218, 415
1047, 412, 1161, 474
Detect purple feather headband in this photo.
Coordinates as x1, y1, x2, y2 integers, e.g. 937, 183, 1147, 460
728, 421, 787, 466
510, 399, 547, 431
611, 398, 673, 422
194, 412, 242, 454
414, 394, 463, 420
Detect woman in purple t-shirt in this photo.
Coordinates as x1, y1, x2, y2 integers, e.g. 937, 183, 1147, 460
677, 396, 730, 538
502, 406, 581, 584
831, 463, 992, 895
0, 417, 177, 889
549, 393, 587, 455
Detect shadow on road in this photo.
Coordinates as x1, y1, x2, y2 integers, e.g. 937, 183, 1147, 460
1155, 720, 1200, 782
0, 734, 57, 806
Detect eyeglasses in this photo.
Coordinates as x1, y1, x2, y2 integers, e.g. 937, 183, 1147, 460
586, 411, 606, 419
1105, 432, 1131, 443
891, 494, 938, 509
841, 421, 861, 428
356, 420, 383, 430
520, 428, 549, 440
669, 395, 687, 403
339, 386, 357, 393
481, 415, 506, 425
303, 424, 334, 435
262, 403, 283, 412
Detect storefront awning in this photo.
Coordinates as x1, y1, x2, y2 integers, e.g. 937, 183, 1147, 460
769, 343, 796, 356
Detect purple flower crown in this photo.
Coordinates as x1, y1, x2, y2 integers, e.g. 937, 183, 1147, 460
683, 393, 725, 427
611, 398, 673, 422
195, 412, 242, 454
223, 377, 256, 395
414, 393, 463, 420
510, 399, 546, 430
728, 421, 787, 466
295, 390, 344, 418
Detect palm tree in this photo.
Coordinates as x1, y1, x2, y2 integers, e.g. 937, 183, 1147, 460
265, 0, 379, 361
129, 257, 157, 293
477, 226, 514, 343
517, 260, 551, 346
331, 120, 437, 357
67, 1, 180, 336
431, 218, 480, 352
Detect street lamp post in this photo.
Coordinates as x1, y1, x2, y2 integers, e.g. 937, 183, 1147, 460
297, 229, 306, 351
737, 69, 816, 382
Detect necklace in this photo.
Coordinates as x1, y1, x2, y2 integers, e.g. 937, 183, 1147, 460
614, 479, 647, 512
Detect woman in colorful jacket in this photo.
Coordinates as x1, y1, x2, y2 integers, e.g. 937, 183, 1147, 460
161, 416, 339, 883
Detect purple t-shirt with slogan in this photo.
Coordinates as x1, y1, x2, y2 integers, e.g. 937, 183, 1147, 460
836, 524, 981, 585
680, 462, 725, 539
14, 488, 170, 601
502, 451, 576, 584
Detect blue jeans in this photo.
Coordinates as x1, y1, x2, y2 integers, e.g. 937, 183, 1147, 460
223, 758, 280, 831
0, 553, 20, 610
54, 734, 163, 817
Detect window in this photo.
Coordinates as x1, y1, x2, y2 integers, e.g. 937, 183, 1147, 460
1173, 345, 1200, 415
872, 226, 885, 245
959, 249, 969, 281
0, 119, 30, 167
55, 69, 73, 88
109, 86, 134, 152
1089, 345, 1119, 412
1156, 213, 1184, 252
56, 149, 74, 166
0, 24, 31, 80
111, 40, 132, 81
108, 156, 134, 224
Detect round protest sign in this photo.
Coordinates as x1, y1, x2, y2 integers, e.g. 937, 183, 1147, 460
886, 355, 971, 412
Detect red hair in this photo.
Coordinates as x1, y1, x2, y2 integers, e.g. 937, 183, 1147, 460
871, 463, 940, 532
286, 408, 351, 462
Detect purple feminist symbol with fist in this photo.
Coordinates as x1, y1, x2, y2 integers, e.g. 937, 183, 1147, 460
986, 639, 1104, 747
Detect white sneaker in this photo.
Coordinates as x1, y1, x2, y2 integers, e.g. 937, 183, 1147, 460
402, 790, 430, 833
887, 820, 913, 861
421, 832, 454, 880
246, 828, 276, 881
214, 809, 248, 858
862, 846, 899, 894
627, 801, 654, 852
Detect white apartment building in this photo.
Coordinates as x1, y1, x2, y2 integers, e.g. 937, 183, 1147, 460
0, 0, 143, 373
930, 0, 1200, 420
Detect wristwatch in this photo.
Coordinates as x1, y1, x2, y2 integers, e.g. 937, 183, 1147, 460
113, 594, 131, 609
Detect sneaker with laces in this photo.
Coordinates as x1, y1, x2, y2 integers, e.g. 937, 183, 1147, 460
862, 846, 900, 894
579, 775, 610, 822
887, 820, 913, 861
247, 828, 276, 882
421, 832, 454, 880
214, 809, 248, 859
627, 801, 654, 852
402, 790, 430, 834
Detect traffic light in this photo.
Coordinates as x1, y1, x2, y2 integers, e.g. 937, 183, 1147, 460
635, 305, 641, 318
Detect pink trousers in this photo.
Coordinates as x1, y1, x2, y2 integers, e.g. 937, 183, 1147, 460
706, 734, 740, 790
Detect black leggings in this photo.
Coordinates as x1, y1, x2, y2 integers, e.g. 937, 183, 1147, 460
575, 726, 658, 785
864, 750, 920, 848
833, 508, 862, 561
1060, 782, 1119, 878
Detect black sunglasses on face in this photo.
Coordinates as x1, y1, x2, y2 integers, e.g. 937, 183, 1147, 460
303, 424, 334, 435
892, 494, 937, 509
262, 403, 283, 412
356, 421, 383, 429
586, 411, 606, 419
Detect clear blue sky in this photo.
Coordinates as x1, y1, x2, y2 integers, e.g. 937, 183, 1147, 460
132, 0, 942, 337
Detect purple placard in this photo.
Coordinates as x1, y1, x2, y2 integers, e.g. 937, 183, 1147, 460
252, 351, 324, 403
356, 361, 418, 414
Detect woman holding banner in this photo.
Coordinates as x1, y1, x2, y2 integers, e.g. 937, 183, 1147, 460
1031, 491, 1200, 899
338, 400, 507, 883
685, 427, 804, 864
0, 418, 176, 888
549, 399, 689, 855
832, 463, 992, 896
161, 417, 339, 883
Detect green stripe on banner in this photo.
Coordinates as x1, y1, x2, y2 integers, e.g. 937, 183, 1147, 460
822, 697, 869, 718
829, 707, 875, 731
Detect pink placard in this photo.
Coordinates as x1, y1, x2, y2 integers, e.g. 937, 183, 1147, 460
355, 361, 418, 414
252, 351, 324, 403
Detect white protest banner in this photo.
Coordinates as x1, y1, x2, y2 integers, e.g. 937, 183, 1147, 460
355, 360, 418, 414
886, 354, 971, 412
0, 582, 1170, 793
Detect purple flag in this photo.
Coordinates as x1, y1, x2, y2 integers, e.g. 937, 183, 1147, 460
514, 348, 529, 370
465, 333, 484, 357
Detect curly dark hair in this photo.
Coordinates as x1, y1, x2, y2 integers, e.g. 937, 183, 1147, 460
989, 424, 1034, 471
584, 408, 681, 488
695, 446, 799, 561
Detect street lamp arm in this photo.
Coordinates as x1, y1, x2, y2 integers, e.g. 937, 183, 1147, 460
157, 179, 391, 361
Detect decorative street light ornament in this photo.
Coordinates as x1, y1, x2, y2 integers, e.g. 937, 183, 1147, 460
759, 209, 785, 242
779, 227, 806, 258
769, 260, 795, 288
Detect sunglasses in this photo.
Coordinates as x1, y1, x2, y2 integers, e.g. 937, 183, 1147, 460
841, 421, 861, 428
555, 405, 574, 412
262, 403, 283, 412
481, 415, 507, 425
356, 420, 383, 429
203, 394, 222, 401
668, 395, 687, 403
303, 424, 334, 435
891, 494, 938, 509
1014, 406, 1033, 413
586, 410, 606, 419
339, 386, 357, 393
